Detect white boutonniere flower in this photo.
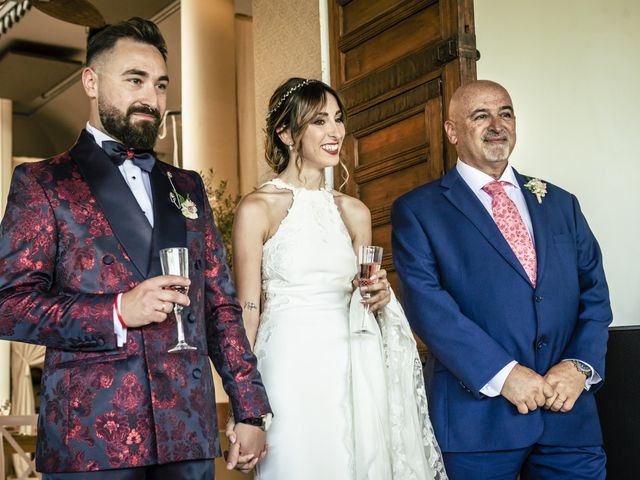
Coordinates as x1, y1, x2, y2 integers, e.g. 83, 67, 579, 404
523, 178, 547, 204
167, 172, 199, 219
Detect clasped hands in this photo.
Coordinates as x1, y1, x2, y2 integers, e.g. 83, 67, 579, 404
224, 416, 268, 473
501, 362, 587, 414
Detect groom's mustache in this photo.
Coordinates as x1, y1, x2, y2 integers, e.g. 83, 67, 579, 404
127, 105, 161, 120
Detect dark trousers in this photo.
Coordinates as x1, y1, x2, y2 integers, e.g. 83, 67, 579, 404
42, 459, 215, 480
443, 444, 606, 480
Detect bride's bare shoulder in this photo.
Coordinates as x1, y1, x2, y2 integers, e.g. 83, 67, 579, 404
332, 191, 371, 244
236, 183, 293, 224
332, 191, 370, 224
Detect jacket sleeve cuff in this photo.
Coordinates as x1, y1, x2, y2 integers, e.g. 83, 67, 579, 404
480, 360, 518, 397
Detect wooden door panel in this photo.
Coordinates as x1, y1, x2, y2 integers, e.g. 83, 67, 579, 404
343, 4, 441, 81
330, 0, 477, 359
342, 0, 402, 33
372, 223, 392, 257
358, 163, 429, 207
356, 112, 427, 167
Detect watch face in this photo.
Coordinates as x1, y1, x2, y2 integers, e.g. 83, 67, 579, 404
241, 414, 272, 431
572, 360, 590, 376
263, 413, 272, 432
242, 417, 262, 426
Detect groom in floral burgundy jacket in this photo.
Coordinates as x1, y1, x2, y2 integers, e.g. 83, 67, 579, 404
0, 18, 270, 478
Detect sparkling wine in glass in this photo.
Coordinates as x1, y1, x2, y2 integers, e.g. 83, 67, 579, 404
355, 245, 383, 335
160, 247, 197, 352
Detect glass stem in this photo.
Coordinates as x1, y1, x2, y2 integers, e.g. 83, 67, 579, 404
175, 307, 185, 343
361, 300, 369, 331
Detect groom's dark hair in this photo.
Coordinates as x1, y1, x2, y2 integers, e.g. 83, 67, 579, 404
86, 17, 167, 66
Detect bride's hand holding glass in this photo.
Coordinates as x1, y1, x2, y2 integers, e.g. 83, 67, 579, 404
356, 267, 391, 313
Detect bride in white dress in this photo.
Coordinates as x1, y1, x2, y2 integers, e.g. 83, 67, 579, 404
230, 78, 447, 480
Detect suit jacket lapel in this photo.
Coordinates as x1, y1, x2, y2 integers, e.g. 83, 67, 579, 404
441, 168, 532, 286
515, 170, 548, 287
148, 164, 187, 277
72, 130, 152, 281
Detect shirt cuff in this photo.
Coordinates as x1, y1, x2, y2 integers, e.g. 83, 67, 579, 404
562, 358, 601, 390
113, 293, 127, 348
480, 360, 518, 397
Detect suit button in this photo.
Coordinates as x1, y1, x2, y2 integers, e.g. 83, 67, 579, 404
188, 312, 196, 323
103, 255, 114, 265
97, 337, 105, 346
536, 339, 547, 350
534, 295, 543, 302
192, 368, 202, 379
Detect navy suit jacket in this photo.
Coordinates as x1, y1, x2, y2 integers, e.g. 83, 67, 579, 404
391, 167, 612, 452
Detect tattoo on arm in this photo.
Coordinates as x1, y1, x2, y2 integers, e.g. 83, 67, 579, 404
244, 301, 258, 311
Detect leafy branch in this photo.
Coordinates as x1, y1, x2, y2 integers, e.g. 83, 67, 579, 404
199, 168, 241, 267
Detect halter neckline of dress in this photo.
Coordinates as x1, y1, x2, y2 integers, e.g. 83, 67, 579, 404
266, 177, 332, 193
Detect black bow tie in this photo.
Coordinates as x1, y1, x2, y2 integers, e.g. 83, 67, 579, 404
102, 141, 156, 173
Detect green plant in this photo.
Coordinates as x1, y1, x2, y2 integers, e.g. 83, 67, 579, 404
199, 168, 241, 267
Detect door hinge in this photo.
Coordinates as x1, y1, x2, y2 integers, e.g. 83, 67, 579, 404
435, 37, 459, 66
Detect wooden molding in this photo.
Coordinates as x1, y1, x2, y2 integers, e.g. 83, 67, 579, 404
370, 206, 391, 227
355, 145, 427, 185
338, 0, 439, 52
347, 80, 441, 133
340, 36, 476, 114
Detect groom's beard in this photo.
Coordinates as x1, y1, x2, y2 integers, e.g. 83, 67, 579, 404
99, 100, 161, 150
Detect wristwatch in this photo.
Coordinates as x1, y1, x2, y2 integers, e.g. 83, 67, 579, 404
239, 413, 272, 432
570, 360, 591, 379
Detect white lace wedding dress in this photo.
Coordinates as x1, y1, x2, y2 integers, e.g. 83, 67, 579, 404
254, 178, 446, 480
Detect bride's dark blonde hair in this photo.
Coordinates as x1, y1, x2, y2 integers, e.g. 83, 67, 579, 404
264, 78, 349, 187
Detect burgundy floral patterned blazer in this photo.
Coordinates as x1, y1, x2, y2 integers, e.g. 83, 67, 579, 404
0, 130, 270, 473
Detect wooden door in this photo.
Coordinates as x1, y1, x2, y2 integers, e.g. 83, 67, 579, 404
330, 0, 477, 287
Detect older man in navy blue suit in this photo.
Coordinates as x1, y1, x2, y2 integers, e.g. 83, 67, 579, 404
392, 80, 611, 479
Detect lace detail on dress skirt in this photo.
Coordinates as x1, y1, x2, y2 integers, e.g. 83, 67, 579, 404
349, 288, 448, 480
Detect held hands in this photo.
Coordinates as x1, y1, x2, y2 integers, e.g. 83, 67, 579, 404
500, 364, 554, 414
542, 361, 587, 413
355, 268, 391, 313
224, 416, 267, 473
120, 275, 190, 328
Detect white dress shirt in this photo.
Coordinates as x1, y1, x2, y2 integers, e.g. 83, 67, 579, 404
86, 122, 155, 347
455, 160, 599, 396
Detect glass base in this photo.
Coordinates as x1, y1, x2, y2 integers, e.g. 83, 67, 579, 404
352, 329, 375, 336
168, 341, 198, 353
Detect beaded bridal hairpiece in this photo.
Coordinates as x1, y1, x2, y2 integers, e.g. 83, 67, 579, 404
266, 79, 317, 120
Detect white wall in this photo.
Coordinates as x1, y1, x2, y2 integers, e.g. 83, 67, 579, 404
475, 0, 639, 326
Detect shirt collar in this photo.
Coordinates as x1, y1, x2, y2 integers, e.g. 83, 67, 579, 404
85, 122, 120, 150
455, 159, 520, 193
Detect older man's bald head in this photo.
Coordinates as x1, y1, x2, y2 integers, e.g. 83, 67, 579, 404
448, 80, 512, 121
444, 80, 516, 178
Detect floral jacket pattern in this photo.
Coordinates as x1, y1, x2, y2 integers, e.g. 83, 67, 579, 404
0, 130, 270, 473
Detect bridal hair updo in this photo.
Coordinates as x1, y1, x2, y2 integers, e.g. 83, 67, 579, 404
264, 78, 348, 181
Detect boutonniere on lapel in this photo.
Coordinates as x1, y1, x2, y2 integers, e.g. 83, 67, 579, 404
523, 178, 547, 204
167, 172, 198, 219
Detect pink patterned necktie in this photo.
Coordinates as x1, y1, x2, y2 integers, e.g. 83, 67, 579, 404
482, 181, 537, 286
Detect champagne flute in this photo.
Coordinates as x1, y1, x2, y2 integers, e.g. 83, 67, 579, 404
160, 247, 197, 352
354, 245, 384, 335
